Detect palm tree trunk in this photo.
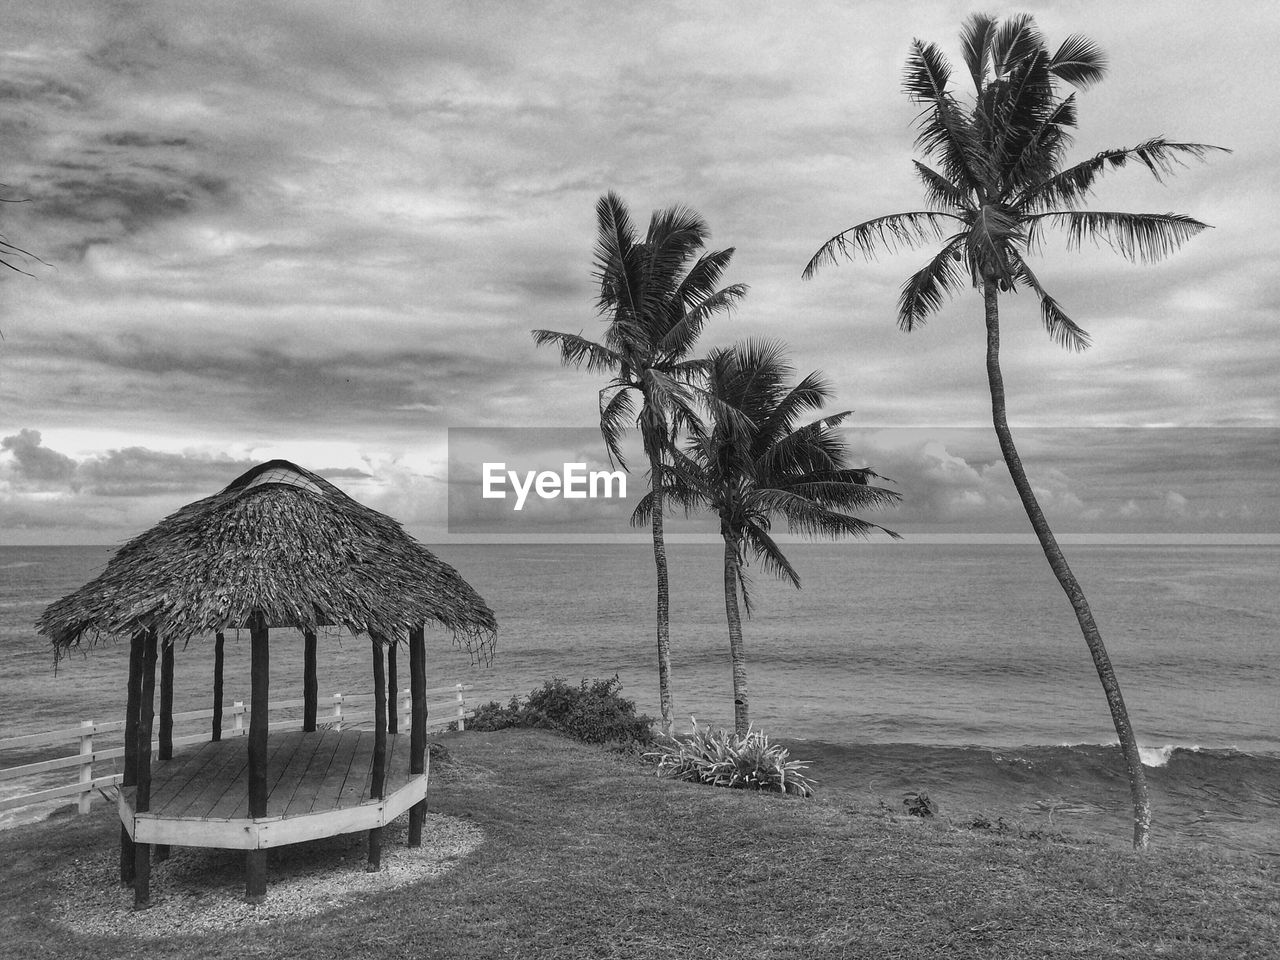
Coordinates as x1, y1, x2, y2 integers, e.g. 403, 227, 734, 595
722, 535, 750, 735
982, 279, 1152, 849
650, 447, 675, 736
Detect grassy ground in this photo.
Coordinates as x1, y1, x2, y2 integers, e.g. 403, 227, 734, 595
2, 728, 1277, 959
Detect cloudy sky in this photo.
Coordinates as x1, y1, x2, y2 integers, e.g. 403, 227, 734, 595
1, 0, 1275, 544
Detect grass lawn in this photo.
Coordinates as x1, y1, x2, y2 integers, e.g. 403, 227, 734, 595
2, 728, 1277, 959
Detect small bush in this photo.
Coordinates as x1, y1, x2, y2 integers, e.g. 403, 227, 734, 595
649, 720, 815, 797
465, 695, 526, 732
902, 791, 938, 817
465, 676, 656, 749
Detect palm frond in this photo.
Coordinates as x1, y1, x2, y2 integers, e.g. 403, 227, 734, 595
986, 49, 1057, 178
753, 371, 834, 449
639, 368, 707, 457
1050, 33, 1107, 88
531, 329, 622, 374
990, 14, 1044, 80
658, 282, 748, 357
750, 488, 899, 541
1018, 140, 1229, 211
716, 339, 796, 420
803, 211, 961, 278
777, 479, 902, 515
912, 161, 970, 211
668, 356, 715, 380
904, 40, 986, 190
592, 192, 642, 320
1010, 255, 1092, 351
630, 463, 704, 528
740, 523, 802, 592
756, 418, 849, 482
968, 203, 1023, 281
0, 234, 44, 276
1031, 210, 1211, 264
897, 235, 969, 331
640, 204, 711, 323
598, 384, 636, 470
903, 38, 954, 104
960, 12, 998, 92
646, 202, 709, 256
674, 247, 737, 307
1004, 93, 1077, 192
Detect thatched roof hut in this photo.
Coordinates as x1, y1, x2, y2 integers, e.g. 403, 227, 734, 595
38, 458, 496, 657
36, 459, 497, 907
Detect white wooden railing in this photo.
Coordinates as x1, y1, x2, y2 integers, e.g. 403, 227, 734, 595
0, 683, 473, 817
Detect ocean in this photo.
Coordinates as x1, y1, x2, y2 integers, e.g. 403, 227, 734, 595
2, 541, 1277, 854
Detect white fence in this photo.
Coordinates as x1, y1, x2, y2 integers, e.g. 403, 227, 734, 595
0, 683, 473, 817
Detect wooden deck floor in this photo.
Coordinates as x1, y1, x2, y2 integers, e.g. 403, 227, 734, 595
122, 729, 421, 824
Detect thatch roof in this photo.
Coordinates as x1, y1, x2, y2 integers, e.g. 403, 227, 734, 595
38, 459, 497, 659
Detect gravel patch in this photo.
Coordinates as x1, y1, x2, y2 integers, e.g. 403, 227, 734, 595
50, 813, 484, 938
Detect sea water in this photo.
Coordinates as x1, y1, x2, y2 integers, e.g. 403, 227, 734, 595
3, 542, 1277, 852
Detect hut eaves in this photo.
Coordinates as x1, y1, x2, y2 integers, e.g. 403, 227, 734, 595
37, 459, 497, 658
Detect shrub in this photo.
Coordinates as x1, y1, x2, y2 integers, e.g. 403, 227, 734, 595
464, 676, 656, 749
902, 791, 938, 817
648, 720, 815, 797
466, 695, 526, 732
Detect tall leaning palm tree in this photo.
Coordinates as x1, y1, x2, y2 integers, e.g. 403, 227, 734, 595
648, 339, 900, 735
534, 192, 746, 735
804, 13, 1226, 849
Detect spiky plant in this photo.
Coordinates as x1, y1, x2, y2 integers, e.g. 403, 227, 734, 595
650, 719, 816, 797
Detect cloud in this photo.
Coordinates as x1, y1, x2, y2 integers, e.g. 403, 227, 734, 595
0, 428, 395, 540
78, 446, 260, 497
1, 428, 78, 484
0, 1, 1276, 545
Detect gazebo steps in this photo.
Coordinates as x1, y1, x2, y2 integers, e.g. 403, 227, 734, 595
113, 730, 427, 850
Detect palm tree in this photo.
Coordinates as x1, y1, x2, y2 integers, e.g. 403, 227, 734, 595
803, 13, 1227, 849
533, 191, 746, 735
646, 339, 899, 735
1, 190, 41, 277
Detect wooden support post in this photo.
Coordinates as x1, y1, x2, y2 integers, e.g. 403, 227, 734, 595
386, 643, 398, 735
121, 630, 143, 884
159, 642, 174, 761
156, 640, 174, 863
408, 624, 427, 846
246, 613, 269, 904
212, 631, 225, 742
78, 720, 94, 816
367, 636, 387, 872
133, 628, 158, 909
303, 628, 318, 733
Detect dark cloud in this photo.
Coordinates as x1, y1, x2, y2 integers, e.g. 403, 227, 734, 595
43, 330, 513, 426
0, 1, 1276, 544
37, 167, 232, 234
100, 131, 192, 148
0, 76, 90, 110
78, 447, 261, 497
0, 428, 372, 504
1, 428, 78, 484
